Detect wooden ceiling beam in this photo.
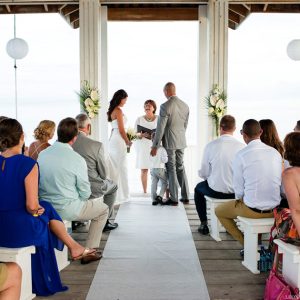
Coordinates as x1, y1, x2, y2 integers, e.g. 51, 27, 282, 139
242, 3, 251, 10
60, 4, 79, 16
0, 4, 60, 14
69, 11, 79, 23
228, 10, 240, 24
229, 4, 249, 17
107, 7, 198, 21
228, 19, 237, 30
73, 19, 79, 29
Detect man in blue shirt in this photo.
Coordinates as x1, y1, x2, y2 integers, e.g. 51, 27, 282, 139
38, 118, 109, 262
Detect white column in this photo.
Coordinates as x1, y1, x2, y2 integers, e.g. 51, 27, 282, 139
197, 5, 210, 169
197, 1, 228, 168
79, 0, 101, 140
208, 0, 229, 91
100, 6, 109, 149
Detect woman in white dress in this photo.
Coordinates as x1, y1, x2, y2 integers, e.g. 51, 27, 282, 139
107, 89, 131, 204
134, 100, 158, 194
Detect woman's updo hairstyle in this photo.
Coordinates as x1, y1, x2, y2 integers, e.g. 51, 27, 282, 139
0, 118, 23, 151
107, 89, 128, 122
33, 120, 56, 142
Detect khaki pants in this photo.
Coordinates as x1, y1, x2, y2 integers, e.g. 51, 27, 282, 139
215, 199, 274, 245
77, 197, 109, 248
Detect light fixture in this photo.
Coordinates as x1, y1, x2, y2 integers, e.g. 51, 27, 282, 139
287, 39, 300, 61
6, 37, 28, 60
5, 15, 29, 119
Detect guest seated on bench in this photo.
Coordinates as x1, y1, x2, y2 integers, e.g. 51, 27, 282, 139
215, 119, 282, 246
282, 132, 300, 235
194, 115, 244, 235
0, 118, 99, 297
259, 119, 290, 209
38, 118, 109, 258
0, 262, 21, 300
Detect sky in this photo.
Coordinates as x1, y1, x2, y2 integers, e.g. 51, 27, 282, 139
0, 12, 300, 191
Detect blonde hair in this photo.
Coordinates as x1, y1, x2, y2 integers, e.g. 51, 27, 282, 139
33, 120, 56, 141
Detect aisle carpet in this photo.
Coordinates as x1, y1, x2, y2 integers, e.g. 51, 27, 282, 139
86, 199, 210, 300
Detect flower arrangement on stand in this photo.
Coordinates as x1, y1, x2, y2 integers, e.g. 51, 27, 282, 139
205, 84, 227, 137
126, 127, 138, 153
78, 80, 100, 119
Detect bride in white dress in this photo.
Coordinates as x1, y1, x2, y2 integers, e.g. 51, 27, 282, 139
107, 89, 131, 204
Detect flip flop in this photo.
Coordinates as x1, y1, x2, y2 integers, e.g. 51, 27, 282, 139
72, 248, 97, 261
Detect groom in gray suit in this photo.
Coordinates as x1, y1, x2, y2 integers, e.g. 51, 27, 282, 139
151, 82, 190, 205
73, 113, 118, 232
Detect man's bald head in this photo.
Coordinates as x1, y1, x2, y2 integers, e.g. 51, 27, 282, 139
163, 82, 176, 98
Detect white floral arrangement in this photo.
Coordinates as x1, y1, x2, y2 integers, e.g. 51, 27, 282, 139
78, 80, 100, 119
126, 127, 138, 153
205, 84, 227, 136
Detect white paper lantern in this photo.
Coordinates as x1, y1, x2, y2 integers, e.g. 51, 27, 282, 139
6, 38, 29, 60
287, 39, 300, 61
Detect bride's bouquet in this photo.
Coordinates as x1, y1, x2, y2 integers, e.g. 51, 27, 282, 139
126, 128, 138, 153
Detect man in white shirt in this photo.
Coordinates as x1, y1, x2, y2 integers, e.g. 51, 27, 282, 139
215, 119, 282, 245
195, 115, 244, 235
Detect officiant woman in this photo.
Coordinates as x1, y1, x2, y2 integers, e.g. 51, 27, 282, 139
134, 100, 158, 194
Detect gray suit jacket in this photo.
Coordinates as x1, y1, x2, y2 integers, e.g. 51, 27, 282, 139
153, 95, 189, 150
72, 132, 116, 198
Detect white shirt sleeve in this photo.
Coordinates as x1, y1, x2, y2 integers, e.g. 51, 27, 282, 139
232, 153, 244, 199
160, 147, 168, 163
198, 144, 210, 179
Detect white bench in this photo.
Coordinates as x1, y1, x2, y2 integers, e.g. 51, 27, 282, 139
205, 196, 236, 242
0, 246, 36, 300
237, 216, 274, 274
274, 239, 300, 288
55, 220, 71, 271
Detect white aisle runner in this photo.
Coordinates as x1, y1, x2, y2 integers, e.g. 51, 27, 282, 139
87, 199, 210, 300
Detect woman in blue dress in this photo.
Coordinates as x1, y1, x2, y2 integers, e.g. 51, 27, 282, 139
0, 118, 98, 296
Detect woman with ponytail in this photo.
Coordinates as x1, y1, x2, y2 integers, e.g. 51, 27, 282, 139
107, 89, 131, 204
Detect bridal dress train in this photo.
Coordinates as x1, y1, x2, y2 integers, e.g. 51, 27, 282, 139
108, 118, 130, 204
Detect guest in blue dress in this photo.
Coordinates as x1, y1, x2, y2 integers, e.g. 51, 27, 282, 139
0, 118, 99, 296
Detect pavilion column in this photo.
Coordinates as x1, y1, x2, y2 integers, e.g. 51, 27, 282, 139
196, 1, 228, 167
79, 0, 108, 141
208, 0, 229, 91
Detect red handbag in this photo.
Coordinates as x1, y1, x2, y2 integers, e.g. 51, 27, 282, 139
264, 247, 299, 300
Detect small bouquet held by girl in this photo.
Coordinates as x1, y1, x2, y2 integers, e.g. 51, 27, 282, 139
126, 128, 138, 153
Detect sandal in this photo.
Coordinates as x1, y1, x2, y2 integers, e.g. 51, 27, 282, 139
72, 248, 96, 261
81, 252, 102, 265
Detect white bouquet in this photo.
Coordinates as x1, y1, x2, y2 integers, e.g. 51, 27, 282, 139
205, 84, 227, 136
78, 80, 100, 119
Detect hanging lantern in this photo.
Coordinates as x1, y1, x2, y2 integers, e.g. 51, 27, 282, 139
6, 38, 29, 60
287, 39, 300, 61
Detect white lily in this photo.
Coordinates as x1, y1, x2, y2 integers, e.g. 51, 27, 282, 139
208, 107, 214, 115
216, 99, 225, 109
210, 95, 218, 106
90, 90, 98, 101
85, 98, 93, 107
89, 111, 95, 119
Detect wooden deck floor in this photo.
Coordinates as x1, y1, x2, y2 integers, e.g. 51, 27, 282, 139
36, 199, 268, 300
